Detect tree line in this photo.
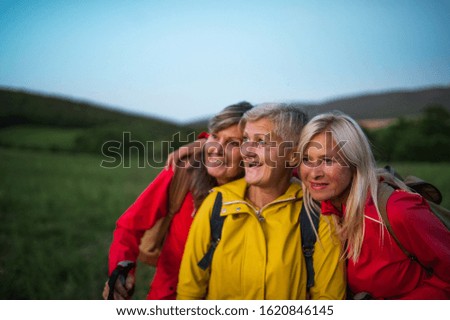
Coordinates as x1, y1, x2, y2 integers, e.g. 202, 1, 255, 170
367, 105, 450, 162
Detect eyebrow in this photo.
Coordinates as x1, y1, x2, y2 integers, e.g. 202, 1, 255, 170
244, 132, 271, 138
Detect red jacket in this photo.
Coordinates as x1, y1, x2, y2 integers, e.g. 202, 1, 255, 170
108, 167, 195, 299
322, 189, 450, 299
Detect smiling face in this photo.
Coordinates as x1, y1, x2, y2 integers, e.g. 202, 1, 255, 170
204, 124, 244, 185
300, 131, 353, 208
241, 118, 295, 189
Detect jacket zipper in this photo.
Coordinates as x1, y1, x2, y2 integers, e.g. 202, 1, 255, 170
224, 197, 297, 222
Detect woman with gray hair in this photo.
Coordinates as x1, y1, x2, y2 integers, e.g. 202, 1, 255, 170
177, 103, 346, 300
299, 111, 450, 299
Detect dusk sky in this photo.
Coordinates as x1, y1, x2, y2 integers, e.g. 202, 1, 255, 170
1, 0, 449, 123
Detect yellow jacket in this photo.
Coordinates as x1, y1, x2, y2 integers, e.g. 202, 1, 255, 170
177, 178, 346, 300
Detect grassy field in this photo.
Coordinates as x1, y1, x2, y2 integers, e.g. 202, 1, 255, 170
0, 147, 159, 299
0, 125, 84, 151
0, 147, 449, 299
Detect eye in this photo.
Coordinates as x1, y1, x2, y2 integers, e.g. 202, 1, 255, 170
302, 157, 313, 166
228, 140, 240, 147
257, 139, 267, 146
323, 157, 334, 165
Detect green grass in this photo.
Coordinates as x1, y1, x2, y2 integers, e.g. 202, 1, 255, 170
0, 147, 449, 299
0, 125, 84, 151
378, 162, 450, 208
0, 147, 159, 299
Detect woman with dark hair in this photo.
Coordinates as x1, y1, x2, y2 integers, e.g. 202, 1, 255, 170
103, 101, 253, 300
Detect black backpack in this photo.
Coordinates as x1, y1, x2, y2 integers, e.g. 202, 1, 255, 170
197, 192, 320, 289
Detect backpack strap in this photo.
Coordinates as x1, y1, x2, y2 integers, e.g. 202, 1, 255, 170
198, 192, 224, 270
377, 183, 433, 275
300, 204, 320, 289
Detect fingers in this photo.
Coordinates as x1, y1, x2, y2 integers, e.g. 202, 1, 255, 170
165, 138, 207, 171
165, 150, 177, 170
113, 278, 129, 299
125, 273, 135, 292
103, 280, 126, 300
102, 281, 109, 300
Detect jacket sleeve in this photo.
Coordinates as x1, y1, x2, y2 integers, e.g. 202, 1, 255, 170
309, 215, 347, 300
387, 190, 450, 282
108, 168, 174, 274
177, 191, 216, 300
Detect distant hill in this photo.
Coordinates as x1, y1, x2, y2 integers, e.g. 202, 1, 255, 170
187, 86, 450, 128
297, 86, 450, 120
0, 88, 198, 155
1, 86, 448, 162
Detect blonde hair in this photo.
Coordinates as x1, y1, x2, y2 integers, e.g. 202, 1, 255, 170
299, 111, 380, 261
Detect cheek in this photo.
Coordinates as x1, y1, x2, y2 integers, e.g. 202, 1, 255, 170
332, 168, 352, 188
228, 148, 242, 164
299, 164, 309, 181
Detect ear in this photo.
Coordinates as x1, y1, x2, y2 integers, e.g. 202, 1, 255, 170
287, 151, 300, 167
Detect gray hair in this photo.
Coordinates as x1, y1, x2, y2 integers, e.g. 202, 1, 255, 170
208, 101, 254, 133
239, 103, 308, 146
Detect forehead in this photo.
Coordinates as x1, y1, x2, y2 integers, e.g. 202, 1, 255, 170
306, 132, 339, 153
244, 118, 274, 135
213, 124, 242, 137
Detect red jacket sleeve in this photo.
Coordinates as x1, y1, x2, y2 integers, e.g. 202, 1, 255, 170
108, 168, 174, 274
387, 190, 450, 282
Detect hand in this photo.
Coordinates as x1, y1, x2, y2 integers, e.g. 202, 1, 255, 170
165, 138, 206, 172
102, 273, 135, 300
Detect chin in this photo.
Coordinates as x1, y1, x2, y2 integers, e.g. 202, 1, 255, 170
209, 166, 233, 181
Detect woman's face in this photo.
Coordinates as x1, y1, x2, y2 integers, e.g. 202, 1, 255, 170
241, 118, 294, 189
204, 124, 244, 185
300, 131, 353, 208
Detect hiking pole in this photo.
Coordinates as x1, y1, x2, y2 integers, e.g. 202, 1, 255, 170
107, 261, 135, 300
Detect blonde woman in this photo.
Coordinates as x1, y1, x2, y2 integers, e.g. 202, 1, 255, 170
299, 111, 450, 299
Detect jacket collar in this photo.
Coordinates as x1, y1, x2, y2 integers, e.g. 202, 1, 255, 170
321, 193, 374, 218
214, 178, 303, 216
321, 200, 344, 218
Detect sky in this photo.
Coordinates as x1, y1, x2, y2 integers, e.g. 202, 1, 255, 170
0, 0, 449, 123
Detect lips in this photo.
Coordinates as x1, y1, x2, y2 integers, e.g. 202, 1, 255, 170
207, 153, 225, 166
244, 160, 262, 168
310, 182, 328, 190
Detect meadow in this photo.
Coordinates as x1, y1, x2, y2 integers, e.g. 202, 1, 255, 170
0, 147, 158, 299
1, 88, 448, 299
1, 146, 449, 299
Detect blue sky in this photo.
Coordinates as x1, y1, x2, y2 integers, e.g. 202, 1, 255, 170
1, 0, 449, 123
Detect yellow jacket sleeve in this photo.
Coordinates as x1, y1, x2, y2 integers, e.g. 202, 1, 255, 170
177, 192, 217, 299
310, 215, 346, 299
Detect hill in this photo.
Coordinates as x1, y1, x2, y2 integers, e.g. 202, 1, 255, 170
186, 86, 450, 128
298, 86, 450, 120
0, 88, 198, 156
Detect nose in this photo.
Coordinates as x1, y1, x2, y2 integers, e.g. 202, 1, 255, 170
310, 162, 324, 179
240, 141, 257, 159
206, 140, 223, 155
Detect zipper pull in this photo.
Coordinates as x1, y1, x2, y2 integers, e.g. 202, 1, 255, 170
255, 210, 265, 222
